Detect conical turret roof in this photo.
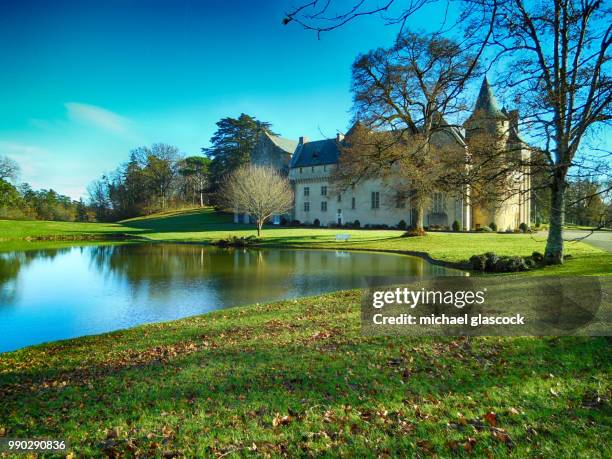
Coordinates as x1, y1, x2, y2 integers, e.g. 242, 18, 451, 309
472, 76, 506, 119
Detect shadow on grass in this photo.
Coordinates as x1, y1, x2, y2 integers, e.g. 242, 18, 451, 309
1, 328, 608, 456
119, 209, 237, 234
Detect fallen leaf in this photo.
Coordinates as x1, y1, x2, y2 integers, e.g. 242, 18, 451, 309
463, 437, 477, 452
492, 429, 511, 444
484, 411, 497, 427
272, 413, 292, 427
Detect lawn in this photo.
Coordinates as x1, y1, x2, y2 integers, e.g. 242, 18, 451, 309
1, 290, 609, 458
1, 207, 608, 273
0, 209, 610, 457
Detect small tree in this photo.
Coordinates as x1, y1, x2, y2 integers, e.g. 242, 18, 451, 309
0, 155, 20, 183
219, 165, 294, 237
179, 156, 211, 207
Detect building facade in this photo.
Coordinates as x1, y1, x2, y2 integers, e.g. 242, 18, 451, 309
248, 77, 531, 230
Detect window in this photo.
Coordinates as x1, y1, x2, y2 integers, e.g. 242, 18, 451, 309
304, 186, 310, 196
321, 201, 327, 212
432, 192, 446, 213
304, 202, 310, 212
337, 194, 341, 202
311, 166, 314, 172
323, 165, 327, 172
351, 197, 356, 209
321, 186, 327, 196
371, 191, 380, 209
395, 192, 406, 208
299, 167, 303, 174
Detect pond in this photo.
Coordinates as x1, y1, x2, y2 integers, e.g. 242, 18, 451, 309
0, 243, 461, 352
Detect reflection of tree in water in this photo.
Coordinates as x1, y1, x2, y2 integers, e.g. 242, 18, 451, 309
85, 244, 453, 308
87, 244, 298, 304
0, 248, 67, 306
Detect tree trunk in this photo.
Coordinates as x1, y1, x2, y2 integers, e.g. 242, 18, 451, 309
544, 170, 566, 264
257, 220, 263, 237
199, 191, 204, 208
414, 205, 425, 231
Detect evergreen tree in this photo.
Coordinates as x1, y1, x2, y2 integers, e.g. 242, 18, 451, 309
203, 113, 277, 189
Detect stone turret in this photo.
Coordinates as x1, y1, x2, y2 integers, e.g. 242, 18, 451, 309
464, 76, 509, 142
464, 77, 517, 230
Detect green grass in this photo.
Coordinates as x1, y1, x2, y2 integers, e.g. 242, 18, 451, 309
1, 209, 610, 457
0, 290, 609, 457
2, 207, 608, 272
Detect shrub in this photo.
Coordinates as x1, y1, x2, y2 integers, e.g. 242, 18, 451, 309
469, 254, 487, 271
313, 218, 320, 227
290, 219, 301, 226
469, 252, 531, 272
215, 235, 262, 248
476, 226, 492, 232
398, 219, 407, 230
452, 220, 460, 232
489, 222, 498, 231
353, 220, 361, 228
531, 251, 544, 263
484, 252, 499, 271
519, 222, 528, 233
524, 256, 537, 268
280, 217, 288, 226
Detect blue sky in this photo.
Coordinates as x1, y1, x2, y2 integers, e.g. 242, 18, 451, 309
1, 0, 536, 200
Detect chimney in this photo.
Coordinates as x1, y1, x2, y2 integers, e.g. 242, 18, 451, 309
299, 136, 309, 145
336, 133, 345, 142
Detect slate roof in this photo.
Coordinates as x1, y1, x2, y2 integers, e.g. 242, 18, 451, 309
473, 77, 507, 119
290, 139, 340, 168
265, 132, 298, 154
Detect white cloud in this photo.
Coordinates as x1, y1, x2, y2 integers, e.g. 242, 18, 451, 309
0, 141, 51, 187
65, 102, 131, 135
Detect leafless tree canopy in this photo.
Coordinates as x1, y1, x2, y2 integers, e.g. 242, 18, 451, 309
0, 155, 20, 183
218, 164, 294, 236
335, 31, 478, 230
287, 0, 611, 263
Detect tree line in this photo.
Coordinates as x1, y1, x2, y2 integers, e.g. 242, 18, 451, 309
0, 156, 93, 222
86, 113, 277, 221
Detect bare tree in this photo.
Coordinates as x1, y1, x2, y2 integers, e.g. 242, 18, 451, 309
287, 0, 611, 264
284, 0, 439, 36
335, 31, 479, 231
486, 0, 611, 263
0, 156, 20, 183
218, 165, 294, 237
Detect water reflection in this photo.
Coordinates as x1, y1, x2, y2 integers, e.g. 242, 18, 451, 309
0, 243, 458, 352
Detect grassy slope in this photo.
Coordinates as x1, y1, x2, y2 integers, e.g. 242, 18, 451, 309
1, 291, 609, 457
0, 209, 610, 457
